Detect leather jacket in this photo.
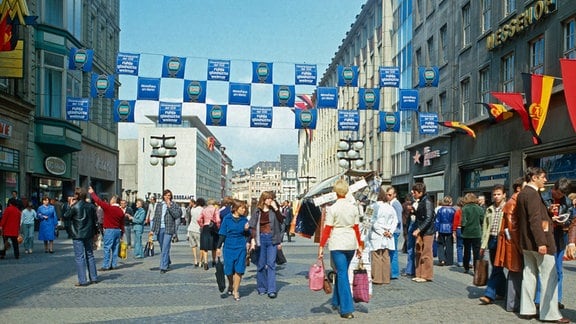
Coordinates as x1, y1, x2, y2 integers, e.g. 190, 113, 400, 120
415, 194, 435, 236
63, 200, 97, 240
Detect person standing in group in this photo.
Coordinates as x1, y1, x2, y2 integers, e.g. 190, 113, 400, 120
411, 182, 435, 283
368, 188, 398, 285
460, 193, 484, 274
384, 187, 402, 279
8, 190, 24, 210
538, 177, 572, 310
89, 186, 125, 271
401, 195, 415, 277
145, 196, 157, 226
0, 200, 21, 259
120, 199, 134, 248
149, 189, 182, 273
184, 199, 196, 232
434, 196, 455, 266
517, 167, 568, 323
494, 177, 525, 313
281, 200, 294, 242
317, 180, 362, 319
63, 189, 99, 287
479, 184, 507, 305
452, 197, 465, 267
37, 196, 58, 254
187, 198, 204, 267
131, 199, 146, 259
249, 191, 285, 299
198, 199, 221, 270
216, 200, 251, 301
21, 202, 37, 254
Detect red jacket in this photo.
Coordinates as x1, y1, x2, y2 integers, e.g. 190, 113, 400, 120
90, 193, 125, 233
0, 205, 21, 236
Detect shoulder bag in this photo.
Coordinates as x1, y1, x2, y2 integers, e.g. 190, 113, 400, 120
352, 257, 370, 303
308, 259, 325, 291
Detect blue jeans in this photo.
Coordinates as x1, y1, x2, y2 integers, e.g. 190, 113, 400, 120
157, 228, 173, 271
404, 222, 416, 275
484, 236, 506, 299
133, 228, 143, 258
456, 228, 464, 265
22, 223, 35, 251
257, 233, 278, 294
389, 232, 400, 278
73, 238, 98, 284
331, 250, 355, 315
102, 228, 121, 269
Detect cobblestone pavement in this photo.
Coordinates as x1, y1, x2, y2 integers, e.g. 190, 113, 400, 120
1, 229, 576, 323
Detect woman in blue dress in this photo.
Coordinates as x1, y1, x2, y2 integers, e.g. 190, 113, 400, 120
216, 200, 250, 301
37, 196, 58, 253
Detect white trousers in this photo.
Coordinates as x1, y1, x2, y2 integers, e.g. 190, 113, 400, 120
520, 250, 562, 321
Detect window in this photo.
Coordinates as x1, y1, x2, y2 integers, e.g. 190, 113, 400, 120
439, 92, 448, 119
564, 18, 576, 58
460, 78, 470, 121
530, 36, 545, 74
482, 0, 491, 33
502, 53, 515, 92
43, 0, 83, 40
417, 0, 424, 23
427, 36, 435, 65
415, 47, 422, 72
504, 0, 516, 16
41, 52, 65, 118
440, 25, 448, 64
479, 67, 490, 104
426, 99, 434, 113
462, 4, 471, 48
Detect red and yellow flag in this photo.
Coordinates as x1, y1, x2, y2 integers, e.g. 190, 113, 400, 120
560, 59, 576, 134
478, 102, 513, 123
438, 121, 476, 138
522, 73, 554, 136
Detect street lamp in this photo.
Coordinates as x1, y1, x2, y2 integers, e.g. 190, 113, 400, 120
150, 135, 177, 194
337, 138, 365, 176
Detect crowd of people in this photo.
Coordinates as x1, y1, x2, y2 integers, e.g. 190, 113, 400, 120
1, 167, 575, 322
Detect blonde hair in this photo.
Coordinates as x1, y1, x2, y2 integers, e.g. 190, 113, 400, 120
462, 193, 478, 205
333, 179, 349, 197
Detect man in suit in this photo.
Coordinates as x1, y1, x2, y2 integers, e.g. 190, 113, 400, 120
517, 167, 568, 323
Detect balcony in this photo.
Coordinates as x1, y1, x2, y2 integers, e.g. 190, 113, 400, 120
34, 117, 82, 154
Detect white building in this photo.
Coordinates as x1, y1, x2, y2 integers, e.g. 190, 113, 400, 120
136, 115, 224, 204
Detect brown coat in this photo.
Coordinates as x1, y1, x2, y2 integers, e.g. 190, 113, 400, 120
494, 192, 522, 272
517, 185, 556, 255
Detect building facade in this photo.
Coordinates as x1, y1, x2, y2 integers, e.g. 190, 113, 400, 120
408, 0, 576, 203
136, 116, 224, 204
298, 0, 401, 195
0, 0, 120, 206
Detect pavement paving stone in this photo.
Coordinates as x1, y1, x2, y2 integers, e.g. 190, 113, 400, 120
0, 230, 575, 323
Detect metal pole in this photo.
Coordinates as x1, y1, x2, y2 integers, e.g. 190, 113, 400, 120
162, 161, 166, 194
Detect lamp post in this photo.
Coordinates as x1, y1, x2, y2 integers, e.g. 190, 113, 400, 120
337, 138, 365, 181
299, 175, 316, 194
149, 135, 177, 194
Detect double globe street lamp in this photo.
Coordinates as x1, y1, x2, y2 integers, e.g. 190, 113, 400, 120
337, 138, 365, 177
149, 135, 177, 194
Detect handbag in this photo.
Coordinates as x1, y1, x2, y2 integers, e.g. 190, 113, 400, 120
215, 257, 226, 292
308, 259, 325, 291
144, 241, 155, 257
276, 247, 287, 265
17, 234, 23, 244
352, 258, 370, 303
323, 266, 333, 294
473, 258, 489, 286
118, 240, 128, 259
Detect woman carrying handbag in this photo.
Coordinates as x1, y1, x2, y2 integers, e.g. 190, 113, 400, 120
317, 179, 363, 319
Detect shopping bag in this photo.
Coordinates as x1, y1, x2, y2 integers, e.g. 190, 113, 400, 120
118, 240, 127, 259
144, 241, 154, 257
215, 257, 226, 293
352, 258, 370, 303
473, 258, 489, 286
323, 267, 333, 294
308, 259, 325, 291
17, 234, 23, 244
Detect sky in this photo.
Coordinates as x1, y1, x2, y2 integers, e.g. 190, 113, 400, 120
118, 0, 366, 169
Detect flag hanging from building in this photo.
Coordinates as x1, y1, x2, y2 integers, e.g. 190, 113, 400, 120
0, 12, 16, 51
379, 111, 400, 132
522, 73, 554, 137
113, 100, 135, 122
438, 121, 476, 138
477, 103, 514, 123
560, 58, 576, 133
491, 92, 531, 130
294, 94, 315, 141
